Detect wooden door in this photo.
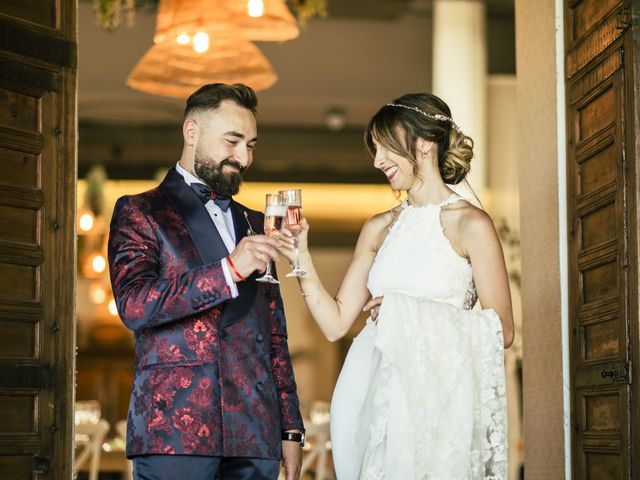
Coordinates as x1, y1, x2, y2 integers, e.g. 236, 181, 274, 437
565, 0, 639, 478
0, 1, 77, 478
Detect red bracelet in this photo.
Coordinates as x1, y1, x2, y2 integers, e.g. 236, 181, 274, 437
226, 256, 245, 282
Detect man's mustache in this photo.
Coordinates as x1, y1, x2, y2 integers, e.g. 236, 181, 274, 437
220, 159, 246, 173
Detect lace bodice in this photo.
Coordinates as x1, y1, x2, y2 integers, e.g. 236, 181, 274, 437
367, 194, 477, 309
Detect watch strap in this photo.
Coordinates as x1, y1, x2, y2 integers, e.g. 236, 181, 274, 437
281, 431, 305, 445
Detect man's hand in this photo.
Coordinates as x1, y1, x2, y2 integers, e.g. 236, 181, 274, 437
227, 235, 281, 281
281, 440, 301, 480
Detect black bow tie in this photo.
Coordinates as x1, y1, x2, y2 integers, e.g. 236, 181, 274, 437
190, 183, 231, 212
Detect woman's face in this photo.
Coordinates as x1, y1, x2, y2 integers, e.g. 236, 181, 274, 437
372, 137, 417, 191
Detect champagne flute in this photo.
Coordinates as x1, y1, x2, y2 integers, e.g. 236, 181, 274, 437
279, 189, 306, 277
256, 193, 286, 284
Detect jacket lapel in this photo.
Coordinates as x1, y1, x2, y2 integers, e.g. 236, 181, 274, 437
220, 200, 260, 327
230, 201, 252, 245
159, 168, 229, 265
159, 169, 263, 328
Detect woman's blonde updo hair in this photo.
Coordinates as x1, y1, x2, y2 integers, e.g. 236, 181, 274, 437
364, 92, 474, 185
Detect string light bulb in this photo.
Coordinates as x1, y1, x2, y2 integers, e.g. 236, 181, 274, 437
91, 254, 107, 274
193, 31, 209, 53
89, 284, 107, 304
247, 0, 264, 17
78, 211, 95, 233
176, 31, 190, 45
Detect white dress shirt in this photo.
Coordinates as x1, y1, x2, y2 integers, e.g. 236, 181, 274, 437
175, 162, 239, 298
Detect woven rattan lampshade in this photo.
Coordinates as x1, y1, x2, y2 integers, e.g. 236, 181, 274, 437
126, 38, 277, 98
154, 0, 299, 44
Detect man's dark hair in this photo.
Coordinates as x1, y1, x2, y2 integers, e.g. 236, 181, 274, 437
184, 83, 258, 117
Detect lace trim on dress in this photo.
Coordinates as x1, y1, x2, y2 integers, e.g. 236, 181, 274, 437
356, 294, 508, 480
402, 193, 461, 211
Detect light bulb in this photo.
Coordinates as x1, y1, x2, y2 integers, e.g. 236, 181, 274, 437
91, 254, 107, 274
176, 31, 190, 45
248, 0, 264, 17
193, 31, 209, 53
78, 212, 95, 232
89, 284, 107, 304
108, 299, 118, 316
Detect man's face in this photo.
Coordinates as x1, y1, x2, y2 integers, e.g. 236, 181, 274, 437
193, 100, 257, 196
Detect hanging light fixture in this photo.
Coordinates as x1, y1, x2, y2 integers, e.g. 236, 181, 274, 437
154, 0, 298, 46
127, 0, 298, 98
127, 37, 277, 98
226, 0, 299, 41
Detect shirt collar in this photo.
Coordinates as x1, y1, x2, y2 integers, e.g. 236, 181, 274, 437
175, 161, 205, 187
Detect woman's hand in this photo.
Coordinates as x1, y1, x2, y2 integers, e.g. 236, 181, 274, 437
363, 296, 384, 323
278, 217, 310, 264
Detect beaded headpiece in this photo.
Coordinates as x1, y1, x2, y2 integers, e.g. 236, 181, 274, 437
386, 103, 462, 134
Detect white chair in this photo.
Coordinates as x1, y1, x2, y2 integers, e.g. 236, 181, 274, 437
75, 418, 110, 480
299, 420, 333, 480
280, 401, 334, 480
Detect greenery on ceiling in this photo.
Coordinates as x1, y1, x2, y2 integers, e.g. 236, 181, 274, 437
93, 0, 328, 31
291, 0, 328, 25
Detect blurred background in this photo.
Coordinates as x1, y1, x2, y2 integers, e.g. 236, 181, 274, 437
74, 0, 521, 478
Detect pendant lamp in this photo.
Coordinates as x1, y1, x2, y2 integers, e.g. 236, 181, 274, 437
126, 38, 277, 98
154, 0, 299, 45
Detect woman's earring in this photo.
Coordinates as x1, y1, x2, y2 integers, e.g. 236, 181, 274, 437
421, 151, 428, 160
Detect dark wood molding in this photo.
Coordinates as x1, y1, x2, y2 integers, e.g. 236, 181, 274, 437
0, 364, 54, 388
0, 58, 59, 93
0, 16, 76, 68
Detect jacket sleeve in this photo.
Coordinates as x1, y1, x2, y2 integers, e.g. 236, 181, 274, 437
108, 195, 234, 331
268, 283, 304, 432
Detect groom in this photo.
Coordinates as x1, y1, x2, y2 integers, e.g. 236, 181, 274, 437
108, 83, 304, 480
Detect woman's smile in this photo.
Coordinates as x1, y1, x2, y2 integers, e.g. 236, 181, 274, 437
383, 165, 399, 180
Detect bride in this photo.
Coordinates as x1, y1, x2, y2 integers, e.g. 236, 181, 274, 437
279, 92, 514, 479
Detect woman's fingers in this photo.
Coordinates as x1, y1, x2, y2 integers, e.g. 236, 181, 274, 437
362, 296, 384, 323
362, 296, 383, 311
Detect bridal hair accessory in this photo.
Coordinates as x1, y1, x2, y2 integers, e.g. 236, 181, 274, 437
386, 103, 463, 134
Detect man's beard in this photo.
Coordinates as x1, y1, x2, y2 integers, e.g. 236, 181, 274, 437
194, 154, 244, 196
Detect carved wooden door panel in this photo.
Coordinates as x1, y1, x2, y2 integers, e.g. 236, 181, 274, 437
565, 0, 638, 478
0, 1, 77, 478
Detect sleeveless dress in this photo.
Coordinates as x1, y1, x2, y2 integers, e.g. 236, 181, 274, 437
330, 194, 508, 480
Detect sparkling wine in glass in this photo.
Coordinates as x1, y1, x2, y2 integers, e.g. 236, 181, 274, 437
256, 193, 286, 284
279, 189, 306, 277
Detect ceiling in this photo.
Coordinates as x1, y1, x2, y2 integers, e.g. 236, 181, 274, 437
77, 0, 515, 180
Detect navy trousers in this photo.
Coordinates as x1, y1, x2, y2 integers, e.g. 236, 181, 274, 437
132, 455, 280, 480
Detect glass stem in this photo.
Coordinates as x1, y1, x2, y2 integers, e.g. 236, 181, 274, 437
293, 236, 300, 269
265, 260, 272, 278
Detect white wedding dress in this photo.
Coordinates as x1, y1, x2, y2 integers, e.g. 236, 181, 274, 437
330, 194, 508, 480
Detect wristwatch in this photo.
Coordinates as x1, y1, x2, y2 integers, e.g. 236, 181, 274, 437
282, 430, 305, 447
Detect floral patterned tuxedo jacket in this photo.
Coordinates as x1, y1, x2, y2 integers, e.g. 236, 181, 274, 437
108, 167, 303, 460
